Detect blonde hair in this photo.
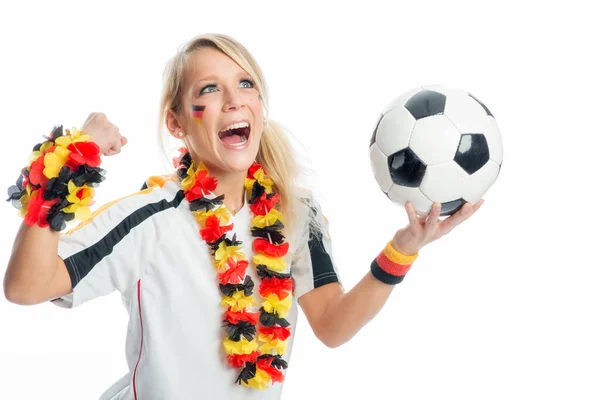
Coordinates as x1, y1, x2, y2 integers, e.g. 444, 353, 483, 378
157, 33, 321, 239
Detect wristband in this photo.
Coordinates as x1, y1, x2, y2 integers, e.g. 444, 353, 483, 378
6, 125, 105, 231
370, 241, 418, 285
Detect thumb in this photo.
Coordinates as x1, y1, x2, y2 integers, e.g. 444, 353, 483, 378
120, 136, 128, 146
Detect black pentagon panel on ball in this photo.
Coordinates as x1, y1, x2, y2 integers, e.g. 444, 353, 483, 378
370, 114, 384, 147
405, 90, 446, 120
387, 148, 427, 187
454, 133, 490, 175
440, 198, 466, 216
468, 93, 494, 118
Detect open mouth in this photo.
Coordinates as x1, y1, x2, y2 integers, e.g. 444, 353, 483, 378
218, 122, 250, 146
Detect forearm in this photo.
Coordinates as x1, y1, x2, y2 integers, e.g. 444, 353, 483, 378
4, 221, 61, 302
314, 241, 417, 348
317, 271, 395, 347
4, 123, 107, 304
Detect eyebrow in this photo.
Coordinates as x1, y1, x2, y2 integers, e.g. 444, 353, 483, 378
192, 71, 251, 87
194, 74, 219, 84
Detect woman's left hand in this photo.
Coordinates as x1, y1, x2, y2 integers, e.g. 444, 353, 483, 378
391, 200, 484, 255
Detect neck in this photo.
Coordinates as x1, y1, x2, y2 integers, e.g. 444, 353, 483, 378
205, 167, 247, 214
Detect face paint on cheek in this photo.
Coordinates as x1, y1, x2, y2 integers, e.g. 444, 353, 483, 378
191, 105, 205, 124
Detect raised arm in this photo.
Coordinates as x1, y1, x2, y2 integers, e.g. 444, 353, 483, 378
4, 113, 126, 305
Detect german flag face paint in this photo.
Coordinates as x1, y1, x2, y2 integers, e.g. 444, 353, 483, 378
191, 105, 205, 124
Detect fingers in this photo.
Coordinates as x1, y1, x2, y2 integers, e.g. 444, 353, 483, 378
425, 203, 441, 234
439, 200, 482, 235
105, 130, 126, 157
472, 199, 484, 212
405, 202, 418, 227
81, 112, 127, 156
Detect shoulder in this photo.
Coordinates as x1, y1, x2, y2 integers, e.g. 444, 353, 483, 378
293, 187, 327, 223
287, 187, 329, 249
110, 174, 183, 212
64, 174, 183, 235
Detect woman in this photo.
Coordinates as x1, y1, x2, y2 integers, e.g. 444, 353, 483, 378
4, 33, 482, 399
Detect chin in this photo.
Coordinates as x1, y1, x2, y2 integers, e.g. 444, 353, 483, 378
221, 153, 258, 173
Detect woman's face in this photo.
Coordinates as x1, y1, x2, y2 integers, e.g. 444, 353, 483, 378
169, 47, 264, 174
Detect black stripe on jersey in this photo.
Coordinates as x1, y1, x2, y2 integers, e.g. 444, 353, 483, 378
63, 190, 185, 289
307, 203, 339, 289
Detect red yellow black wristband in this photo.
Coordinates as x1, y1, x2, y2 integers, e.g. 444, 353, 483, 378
370, 241, 418, 285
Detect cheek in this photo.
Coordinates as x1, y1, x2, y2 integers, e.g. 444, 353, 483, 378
248, 94, 263, 118
253, 126, 264, 146
190, 104, 205, 125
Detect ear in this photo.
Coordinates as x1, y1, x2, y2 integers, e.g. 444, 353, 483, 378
166, 109, 184, 139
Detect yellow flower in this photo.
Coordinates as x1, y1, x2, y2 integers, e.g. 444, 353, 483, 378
258, 335, 288, 355
194, 206, 231, 226
253, 254, 286, 272
214, 241, 245, 270
28, 141, 54, 164
223, 337, 259, 355
243, 368, 271, 390
180, 163, 196, 190
54, 127, 90, 148
18, 192, 31, 217
43, 146, 71, 179
251, 208, 284, 228
221, 290, 256, 312
261, 293, 292, 318
181, 160, 210, 191
63, 181, 94, 220
245, 168, 273, 194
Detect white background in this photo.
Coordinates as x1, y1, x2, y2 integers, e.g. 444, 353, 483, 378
1, 1, 599, 399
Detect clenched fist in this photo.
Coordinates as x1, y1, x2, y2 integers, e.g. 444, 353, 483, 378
80, 113, 128, 156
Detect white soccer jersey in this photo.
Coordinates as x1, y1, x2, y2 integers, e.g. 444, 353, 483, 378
51, 175, 341, 400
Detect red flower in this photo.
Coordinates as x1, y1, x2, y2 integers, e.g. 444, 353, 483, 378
257, 357, 284, 383
67, 141, 101, 167
253, 238, 289, 257
172, 147, 188, 168
186, 169, 217, 201
249, 192, 280, 216
200, 215, 233, 242
224, 310, 260, 325
24, 190, 58, 227
227, 351, 260, 369
247, 162, 262, 179
218, 259, 249, 285
259, 326, 291, 341
65, 159, 80, 172
28, 155, 48, 187
259, 277, 293, 299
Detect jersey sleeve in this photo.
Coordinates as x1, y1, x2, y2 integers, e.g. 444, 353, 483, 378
291, 198, 343, 299
51, 186, 165, 308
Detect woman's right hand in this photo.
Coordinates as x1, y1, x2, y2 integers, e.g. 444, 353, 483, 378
80, 112, 128, 156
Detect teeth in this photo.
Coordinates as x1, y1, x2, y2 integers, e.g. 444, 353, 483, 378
220, 121, 249, 133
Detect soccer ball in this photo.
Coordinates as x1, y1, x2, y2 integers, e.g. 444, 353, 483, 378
369, 85, 503, 216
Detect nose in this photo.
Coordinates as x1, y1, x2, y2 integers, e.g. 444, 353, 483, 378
222, 88, 243, 112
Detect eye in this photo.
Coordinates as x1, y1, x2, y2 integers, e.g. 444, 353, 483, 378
199, 84, 218, 95
240, 79, 254, 89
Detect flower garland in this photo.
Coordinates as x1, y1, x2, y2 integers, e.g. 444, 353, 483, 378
174, 148, 294, 389
6, 125, 105, 231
